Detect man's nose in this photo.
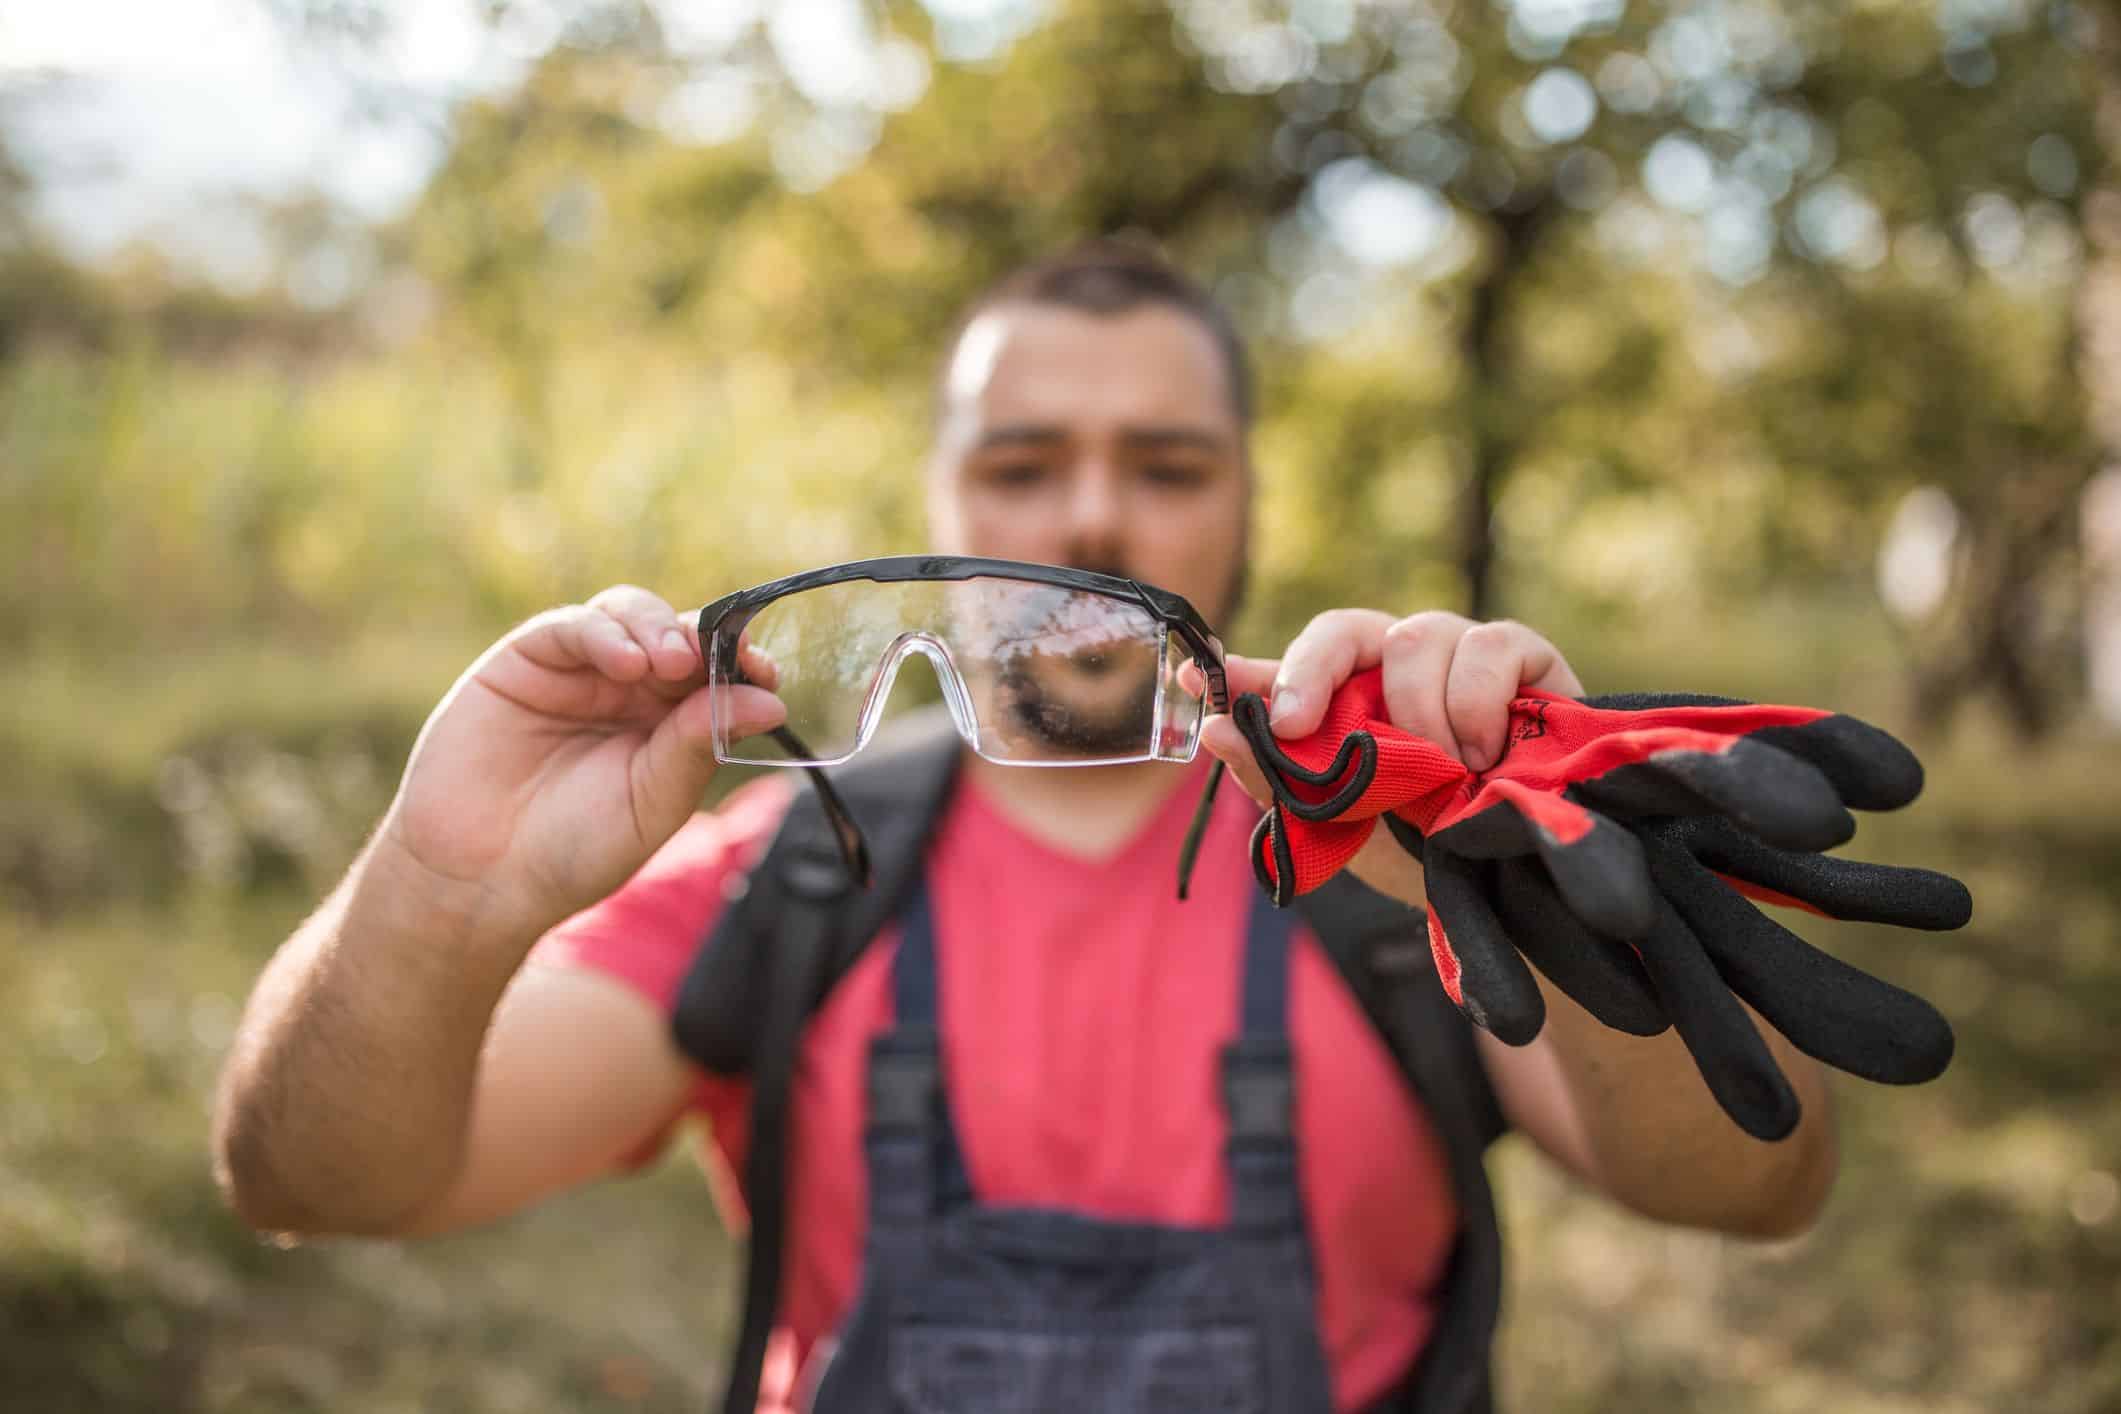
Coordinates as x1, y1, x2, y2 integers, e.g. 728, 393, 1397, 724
1061, 464, 1126, 558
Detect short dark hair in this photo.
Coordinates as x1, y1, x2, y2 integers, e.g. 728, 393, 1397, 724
936, 239, 1255, 429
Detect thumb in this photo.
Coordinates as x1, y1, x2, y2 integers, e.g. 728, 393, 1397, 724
635, 684, 786, 830
1201, 713, 1273, 808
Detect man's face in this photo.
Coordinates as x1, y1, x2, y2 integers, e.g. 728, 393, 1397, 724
925, 301, 1250, 757
927, 301, 1250, 627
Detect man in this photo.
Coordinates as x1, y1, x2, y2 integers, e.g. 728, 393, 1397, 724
214, 243, 1835, 1411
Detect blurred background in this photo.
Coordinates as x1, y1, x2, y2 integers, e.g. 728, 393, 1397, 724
3, 0, 2117, 1409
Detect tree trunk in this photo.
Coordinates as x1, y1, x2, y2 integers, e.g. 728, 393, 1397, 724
1458, 195, 1555, 621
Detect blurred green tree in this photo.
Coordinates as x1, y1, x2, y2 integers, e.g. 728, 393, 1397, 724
265, 0, 2120, 722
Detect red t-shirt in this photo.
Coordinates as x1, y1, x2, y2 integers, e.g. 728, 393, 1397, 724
533, 759, 1461, 1412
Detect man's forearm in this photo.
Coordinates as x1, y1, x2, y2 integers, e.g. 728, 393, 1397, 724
212, 828, 542, 1236
1517, 976, 1837, 1237
1348, 833, 1837, 1237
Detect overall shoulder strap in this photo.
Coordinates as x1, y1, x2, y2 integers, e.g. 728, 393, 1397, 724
1294, 876, 1507, 1151
671, 705, 963, 1075
668, 706, 962, 1414
1294, 874, 1506, 1414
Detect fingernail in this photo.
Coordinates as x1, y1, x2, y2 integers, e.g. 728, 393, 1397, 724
727, 691, 786, 738
663, 630, 692, 658
1269, 688, 1302, 732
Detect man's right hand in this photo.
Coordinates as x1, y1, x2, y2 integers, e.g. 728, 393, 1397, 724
379, 584, 785, 943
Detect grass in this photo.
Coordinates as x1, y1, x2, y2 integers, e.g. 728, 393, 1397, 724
3, 621, 2117, 1411
0, 891, 742, 1414
1489, 821, 2121, 1414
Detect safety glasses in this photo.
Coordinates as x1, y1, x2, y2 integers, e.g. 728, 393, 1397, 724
698, 555, 1229, 886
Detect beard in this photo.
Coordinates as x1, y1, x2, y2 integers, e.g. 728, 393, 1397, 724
997, 650, 1162, 758
1001, 560, 1157, 757
983, 545, 1243, 758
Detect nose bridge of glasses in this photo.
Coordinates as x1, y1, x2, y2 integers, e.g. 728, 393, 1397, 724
858, 631, 982, 754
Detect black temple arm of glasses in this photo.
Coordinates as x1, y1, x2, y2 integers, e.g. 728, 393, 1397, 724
1177, 759, 1225, 901
766, 735, 872, 890
715, 639, 871, 887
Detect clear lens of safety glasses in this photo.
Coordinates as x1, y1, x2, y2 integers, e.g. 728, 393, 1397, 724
708, 576, 1209, 767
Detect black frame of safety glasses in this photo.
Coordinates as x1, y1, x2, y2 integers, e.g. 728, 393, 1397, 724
697, 555, 1231, 889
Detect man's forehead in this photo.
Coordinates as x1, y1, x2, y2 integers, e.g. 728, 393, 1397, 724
941, 302, 1238, 439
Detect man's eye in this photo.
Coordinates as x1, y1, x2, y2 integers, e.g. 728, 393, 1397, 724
988, 463, 1049, 489
1143, 463, 1207, 489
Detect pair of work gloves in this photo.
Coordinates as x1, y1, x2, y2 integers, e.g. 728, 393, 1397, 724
1230, 670, 1971, 1140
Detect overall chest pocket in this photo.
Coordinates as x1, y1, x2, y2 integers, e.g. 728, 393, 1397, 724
889, 1324, 1262, 1414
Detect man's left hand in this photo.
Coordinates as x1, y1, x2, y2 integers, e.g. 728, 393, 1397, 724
1200, 612, 1845, 1233
1199, 609, 1584, 901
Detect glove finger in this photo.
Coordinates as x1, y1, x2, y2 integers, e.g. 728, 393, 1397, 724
1423, 847, 1546, 1045
1748, 714, 1925, 812
1576, 694, 1926, 814
1642, 824, 1956, 1085
1568, 736, 1855, 852
1677, 815, 1974, 931
1432, 780, 1655, 940
1631, 892, 1803, 1141
1491, 855, 1668, 1035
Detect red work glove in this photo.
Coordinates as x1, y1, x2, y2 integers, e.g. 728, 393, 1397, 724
1234, 671, 1970, 1140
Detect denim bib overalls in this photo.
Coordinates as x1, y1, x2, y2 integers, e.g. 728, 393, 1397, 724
804, 879, 1340, 1414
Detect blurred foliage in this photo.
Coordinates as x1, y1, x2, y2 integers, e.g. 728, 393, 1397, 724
4, 0, 2121, 1409
4, 0, 2114, 712
0, 883, 738, 1414
373, 0, 2112, 715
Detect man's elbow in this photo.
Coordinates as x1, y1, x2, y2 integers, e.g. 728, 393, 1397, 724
212, 1100, 330, 1238
214, 1116, 309, 1237
1722, 1117, 1839, 1241
211, 1094, 413, 1240
215, 1152, 432, 1241
1610, 1106, 1840, 1240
